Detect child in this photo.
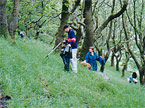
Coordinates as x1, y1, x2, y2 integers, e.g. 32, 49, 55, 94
60, 40, 72, 71
127, 72, 138, 84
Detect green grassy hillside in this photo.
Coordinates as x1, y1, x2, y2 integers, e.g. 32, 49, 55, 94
0, 38, 144, 108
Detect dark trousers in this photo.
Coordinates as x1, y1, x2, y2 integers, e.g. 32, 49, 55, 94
60, 54, 70, 71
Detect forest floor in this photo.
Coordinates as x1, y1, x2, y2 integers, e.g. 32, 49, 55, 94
0, 38, 145, 108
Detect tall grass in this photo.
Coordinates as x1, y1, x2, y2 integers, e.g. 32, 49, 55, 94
0, 38, 144, 108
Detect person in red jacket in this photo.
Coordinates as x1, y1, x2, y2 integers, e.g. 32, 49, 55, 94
63, 25, 78, 73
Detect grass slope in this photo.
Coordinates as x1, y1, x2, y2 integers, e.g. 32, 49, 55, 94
0, 38, 145, 108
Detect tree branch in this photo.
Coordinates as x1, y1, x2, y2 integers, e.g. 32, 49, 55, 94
126, 10, 143, 57
71, 0, 81, 13
122, 13, 140, 70
95, 0, 128, 35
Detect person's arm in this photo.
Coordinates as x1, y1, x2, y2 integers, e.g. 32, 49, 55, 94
95, 53, 105, 65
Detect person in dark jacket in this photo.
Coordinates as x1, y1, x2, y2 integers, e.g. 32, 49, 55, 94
85, 46, 105, 71
60, 40, 72, 71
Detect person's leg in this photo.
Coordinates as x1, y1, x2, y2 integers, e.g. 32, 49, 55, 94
65, 56, 70, 71
70, 49, 77, 73
92, 63, 97, 72
60, 54, 67, 71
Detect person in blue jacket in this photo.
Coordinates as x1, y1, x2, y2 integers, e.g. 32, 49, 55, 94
85, 46, 105, 71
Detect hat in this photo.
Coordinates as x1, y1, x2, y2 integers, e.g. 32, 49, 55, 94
63, 25, 69, 30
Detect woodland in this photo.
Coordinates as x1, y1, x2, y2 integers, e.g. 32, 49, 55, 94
0, 0, 145, 107
1, 0, 144, 84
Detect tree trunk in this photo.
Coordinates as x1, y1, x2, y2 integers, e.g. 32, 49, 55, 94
8, 0, 20, 42
35, 31, 40, 40
111, 21, 117, 67
139, 65, 145, 85
0, 0, 10, 39
122, 54, 130, 77
55, 0, 70, 50
100, 65, 105, 73
26, 25, 30, 38
111, 53, 115, 66
80, 0, 94, 60
116, 57, 120, 71
115, 49, 122, 71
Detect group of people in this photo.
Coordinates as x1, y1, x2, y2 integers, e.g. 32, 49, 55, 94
59, 25, 138, 84
60, 25, 105, 73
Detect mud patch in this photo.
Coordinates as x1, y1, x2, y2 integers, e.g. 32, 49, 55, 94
0, 86, 11, 108
0, 95, 11, 108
